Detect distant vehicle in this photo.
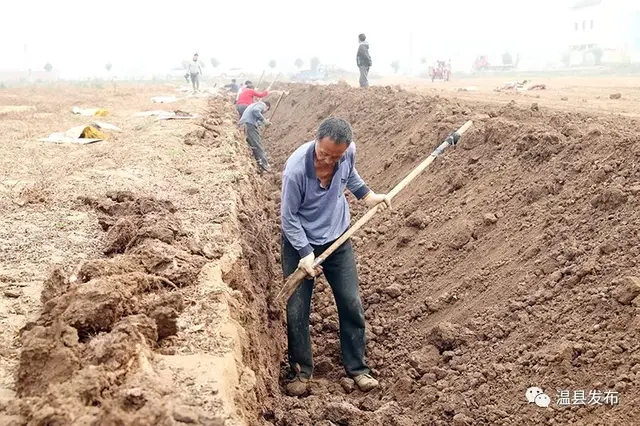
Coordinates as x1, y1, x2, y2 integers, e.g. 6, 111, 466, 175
293, 68, 328, 82
473, 54, 520, 72
428, 61, 451, 82
211, 67, 246, 78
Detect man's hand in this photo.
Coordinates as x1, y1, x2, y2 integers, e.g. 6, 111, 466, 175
263, 119, 271, 127
299, 252, 322, 277
364, 191, 391, 212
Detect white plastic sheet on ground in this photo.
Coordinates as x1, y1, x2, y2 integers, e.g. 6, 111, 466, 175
71, 106, 109, 116
151, 96, 178, 103
134, 110, 169, 117
38, 121, 121, 144
92, 121, 121, 132
155, 111, 200, 121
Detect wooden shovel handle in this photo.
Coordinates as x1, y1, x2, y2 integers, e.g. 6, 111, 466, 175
269, 92, 286, 120
274, 120, 473, 305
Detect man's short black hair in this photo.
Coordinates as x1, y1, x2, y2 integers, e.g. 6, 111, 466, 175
231, 79, 236, 83
245, 80, 252, 85
194, 53, 199, 56
264, 101, 271, 108
358, 33, 366, 42
316, 117, 352, 145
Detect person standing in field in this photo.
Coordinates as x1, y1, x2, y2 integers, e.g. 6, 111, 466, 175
188, 53, 203, 92
356, 33, 372, 88
280, 117, 391, 396
236, 81, 269, 119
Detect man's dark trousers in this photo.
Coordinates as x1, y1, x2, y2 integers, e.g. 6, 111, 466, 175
358, 65, 370, 87
282, 234, 370, 379
236, 104, 248, 119
244, 123, 268, 170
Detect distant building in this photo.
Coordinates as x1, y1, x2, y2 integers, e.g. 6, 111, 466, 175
568, 0, 640, 62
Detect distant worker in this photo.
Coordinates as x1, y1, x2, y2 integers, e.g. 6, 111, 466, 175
223, 79, 240, 93
188, 53, 203, 92
239, 101, 272, 172
356, 33, 372, 88
236, 81, 269, 118
234, 80, 248, 104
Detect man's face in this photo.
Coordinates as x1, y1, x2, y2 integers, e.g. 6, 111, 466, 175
315, 137, 348, 165
193, 55, 198, 61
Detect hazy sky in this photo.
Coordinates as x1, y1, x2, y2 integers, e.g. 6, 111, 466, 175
0, 0, 591, 78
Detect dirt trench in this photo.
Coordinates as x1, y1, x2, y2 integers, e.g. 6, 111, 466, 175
3, 85, 640, 426
0, 96, 286, 426
259, 85, 640, 425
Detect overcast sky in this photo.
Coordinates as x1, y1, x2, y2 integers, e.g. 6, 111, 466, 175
0, 0, 603, 78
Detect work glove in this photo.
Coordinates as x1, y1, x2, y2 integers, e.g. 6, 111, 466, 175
299, 252, 322, 277
446, 131, 461, 147
364, 191, 391, 213
262, 119, 271, 127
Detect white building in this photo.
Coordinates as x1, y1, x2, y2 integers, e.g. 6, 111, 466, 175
568, 0, 640, 62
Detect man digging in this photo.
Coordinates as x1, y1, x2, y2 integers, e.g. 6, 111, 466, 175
239, 100, 271, 172
280, 117, 390, 396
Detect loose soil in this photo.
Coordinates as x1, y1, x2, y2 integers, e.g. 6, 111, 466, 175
2, 77, 640, 426
0, 85, 284, 425
261, 84, 640, 425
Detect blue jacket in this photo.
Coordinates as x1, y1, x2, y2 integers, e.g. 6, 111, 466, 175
281, 140, 370, 257
239, 102, 267, 126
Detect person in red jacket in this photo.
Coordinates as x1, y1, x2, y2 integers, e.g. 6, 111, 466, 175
236, 81, 269, 118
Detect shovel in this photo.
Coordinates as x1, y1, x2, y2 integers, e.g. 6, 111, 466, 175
269, 91, 286, 121
274, 120, 474, 305
266, 72, 281, 91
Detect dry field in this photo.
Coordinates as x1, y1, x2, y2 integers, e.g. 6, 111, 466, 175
0, 74, 639, 425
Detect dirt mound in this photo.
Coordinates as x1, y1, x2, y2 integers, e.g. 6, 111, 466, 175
3, 193, 221, 425
263, 85, 640, 425
184, 97, 230, 147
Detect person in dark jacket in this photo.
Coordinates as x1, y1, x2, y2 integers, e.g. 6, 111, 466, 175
356, 33, 372, 87
223, 79, 240, 93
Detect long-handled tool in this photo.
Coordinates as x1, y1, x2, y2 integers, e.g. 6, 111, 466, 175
269, 91, 286, 120
256, 70, 265, 88
266, 72, 281, 90
274, 120, 473, 305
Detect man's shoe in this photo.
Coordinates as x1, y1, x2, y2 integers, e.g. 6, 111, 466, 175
285, 376, 310, 396
353, 373, 379, 392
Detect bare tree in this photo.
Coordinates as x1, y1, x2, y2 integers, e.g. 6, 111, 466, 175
294, 58, 304, 69
182, 60, 190, 69
420, 57, 428, 65
391, 60, 400, 73
44, 63, 53, 73
105, 63, 115, 92
268, 59, 277, 70
211, 58, 220, 68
